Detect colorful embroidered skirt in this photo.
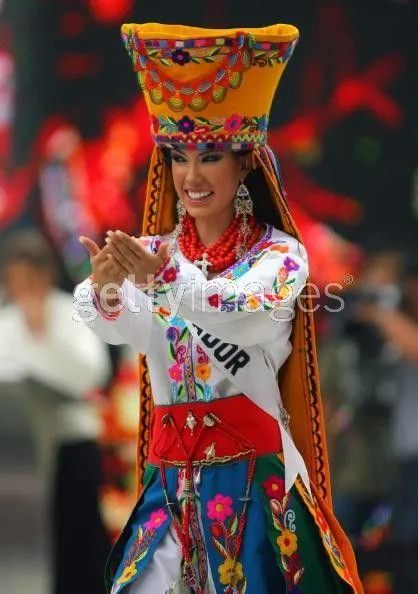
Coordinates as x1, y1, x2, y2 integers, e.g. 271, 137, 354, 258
106, 397, 356, 594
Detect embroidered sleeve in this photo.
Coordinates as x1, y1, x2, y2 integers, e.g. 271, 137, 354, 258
73, 235, 164, 353
73, 277, 154, 354
92, 285, 123, 321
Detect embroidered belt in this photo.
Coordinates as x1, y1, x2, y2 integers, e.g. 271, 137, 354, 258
148, 394, 283, 467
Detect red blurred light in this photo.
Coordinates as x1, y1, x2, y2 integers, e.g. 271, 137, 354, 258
60, 12, 86, 38
57, 53, 101, 79
88, 0, 134, 24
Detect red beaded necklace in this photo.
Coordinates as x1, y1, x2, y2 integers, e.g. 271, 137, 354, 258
178, 214, 261, 274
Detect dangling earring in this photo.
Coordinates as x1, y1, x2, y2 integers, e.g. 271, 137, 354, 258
170, 200, 186, 253
234, 181, 254, 258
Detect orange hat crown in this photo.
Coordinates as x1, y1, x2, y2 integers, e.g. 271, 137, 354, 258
121, 23, 299, 151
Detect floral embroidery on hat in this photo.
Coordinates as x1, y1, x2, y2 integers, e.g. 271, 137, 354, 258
177, 115, 195, 133
224, 114, 244, 132
155, 113, 268, 148
171, 48, 191, 65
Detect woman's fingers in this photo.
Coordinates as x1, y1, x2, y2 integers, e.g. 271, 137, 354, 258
106, 251, 131, 276
112, 231, 150, 260
106, 234, 139, 268
106, 258, 126, 285
157, 242, 171, 262
79, 235, 100, 257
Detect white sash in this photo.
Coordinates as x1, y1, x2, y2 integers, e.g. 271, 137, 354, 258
184, 320, 312, 497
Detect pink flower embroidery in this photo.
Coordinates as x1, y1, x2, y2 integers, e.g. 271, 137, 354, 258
162, 267, 178, 283
207, 494, 234, 522
277, 266, 289, 284
262, 475, 285, 499
208, 294, 221, 308
224, 114, 243, 133
258, 241, 274, 250
168, 364, 183, 382
145, 509, 167, 530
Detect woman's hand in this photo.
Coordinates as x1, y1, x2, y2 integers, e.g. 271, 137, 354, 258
105, 231, 171, 285
79, 235, 125, 300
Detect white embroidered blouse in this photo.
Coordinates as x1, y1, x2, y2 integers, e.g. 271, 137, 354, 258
74, 225, 307, 411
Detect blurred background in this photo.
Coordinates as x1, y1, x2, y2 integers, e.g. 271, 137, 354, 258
0, 1, 416, 593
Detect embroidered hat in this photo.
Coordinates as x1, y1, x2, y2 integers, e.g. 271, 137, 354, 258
121, 23, 299, 150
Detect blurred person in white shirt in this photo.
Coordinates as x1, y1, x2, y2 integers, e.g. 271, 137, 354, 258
0, 230, 111, 594
361, 257, 418, 594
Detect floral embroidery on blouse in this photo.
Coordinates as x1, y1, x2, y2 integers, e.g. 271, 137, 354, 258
143, 258, 180, 296
146, 238, 302, 317
158, 314, 213, 403
206, 253, 300, 313
165, 317, 189, 402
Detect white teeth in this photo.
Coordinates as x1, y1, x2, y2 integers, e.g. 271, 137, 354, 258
186, 191, 212, 200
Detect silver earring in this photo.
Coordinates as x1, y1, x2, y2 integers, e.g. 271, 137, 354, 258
234, 181, 253, 258
177, 200, 186, 220
170, 200, 186, 253
234, 181, 254, 217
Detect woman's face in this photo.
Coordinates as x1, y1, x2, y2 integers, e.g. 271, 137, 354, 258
170, 148, 248, 220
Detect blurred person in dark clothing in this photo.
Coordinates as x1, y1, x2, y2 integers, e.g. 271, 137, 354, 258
320, 253, 401, 547
0, 230, 111, 594
359, 258, 418, 594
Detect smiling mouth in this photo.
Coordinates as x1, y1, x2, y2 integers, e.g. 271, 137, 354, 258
185, 190, 214, 202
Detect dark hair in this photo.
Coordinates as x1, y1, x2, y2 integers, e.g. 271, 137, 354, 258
1, 230, 58, 279
162, 147, 284, 230
243, 166, 283, 230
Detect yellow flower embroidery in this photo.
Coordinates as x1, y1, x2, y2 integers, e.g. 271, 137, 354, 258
277, 285, 292, 301
196, 363, 211, 381
277, 529, 298, 556
117, 562, 137, 584
246, 295, 260, 310
218, 558, 244, 586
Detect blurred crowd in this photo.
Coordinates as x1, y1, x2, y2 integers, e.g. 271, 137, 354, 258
320, 251, 418, 594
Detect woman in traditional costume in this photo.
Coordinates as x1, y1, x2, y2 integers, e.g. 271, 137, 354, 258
75, 22, 363, 594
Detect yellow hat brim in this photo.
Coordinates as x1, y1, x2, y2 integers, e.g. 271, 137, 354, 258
121, 23, 299, 43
